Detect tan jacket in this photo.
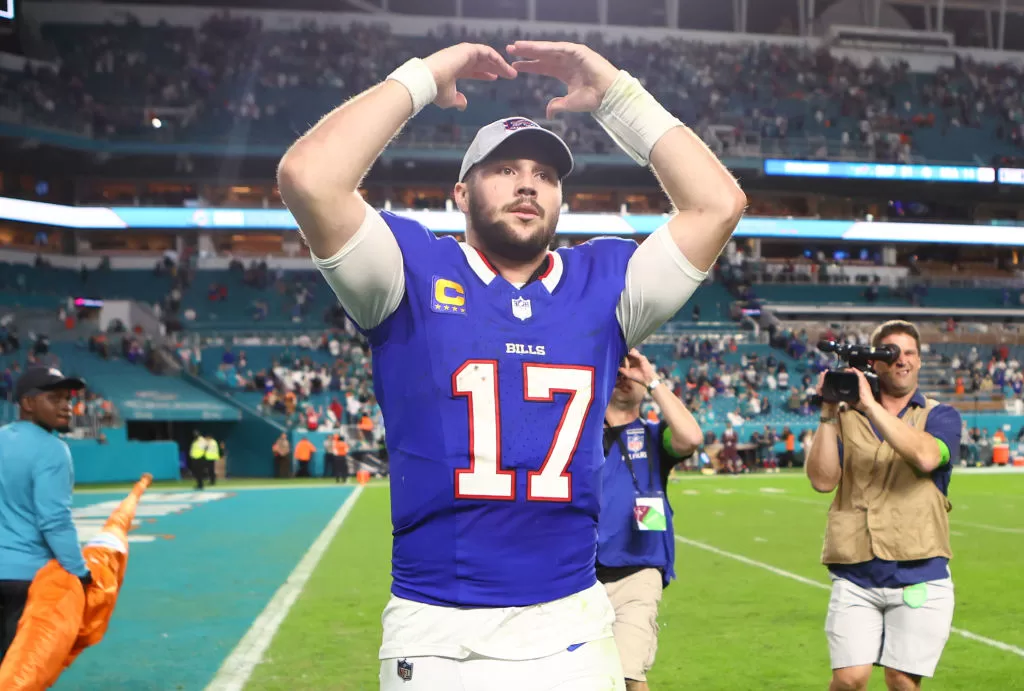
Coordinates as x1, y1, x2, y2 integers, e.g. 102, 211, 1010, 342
822, 398, 952, 565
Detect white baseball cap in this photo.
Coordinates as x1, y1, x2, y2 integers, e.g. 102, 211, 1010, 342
459, 117, 574, 183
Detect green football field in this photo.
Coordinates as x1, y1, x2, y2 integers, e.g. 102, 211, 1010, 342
232, 471, 1023, 691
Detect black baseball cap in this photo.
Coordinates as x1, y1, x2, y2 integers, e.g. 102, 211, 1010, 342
14, 367, 86, 403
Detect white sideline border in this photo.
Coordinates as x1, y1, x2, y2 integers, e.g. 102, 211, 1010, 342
675, 535, 1024, 659
205, 485, 364, 691
75, 482, 387, 495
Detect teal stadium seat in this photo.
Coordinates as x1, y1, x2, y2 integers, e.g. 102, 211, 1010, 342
10, 22, 1019, 164
753, 283, 1008, 308
0, 264, 339, 330
1, 343, 234, 422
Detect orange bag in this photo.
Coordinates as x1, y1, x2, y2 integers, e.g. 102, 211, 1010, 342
0, 474, 152, 690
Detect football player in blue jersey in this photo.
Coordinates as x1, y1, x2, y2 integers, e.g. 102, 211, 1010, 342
278, 40, 746, 691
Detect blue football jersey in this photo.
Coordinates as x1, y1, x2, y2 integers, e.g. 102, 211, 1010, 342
362, 212, 636, 608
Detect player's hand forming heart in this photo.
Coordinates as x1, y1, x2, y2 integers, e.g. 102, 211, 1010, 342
422, 43, 519, 111
506, 41, 620, 119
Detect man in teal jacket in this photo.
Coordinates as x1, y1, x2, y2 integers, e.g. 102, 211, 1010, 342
0, 367, 92, 662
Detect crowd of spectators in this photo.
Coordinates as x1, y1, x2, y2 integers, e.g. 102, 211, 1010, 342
87, 329, 154, 368
1, 14, 1023, 163
0, 343, 119, 437
631, 333, 828, 473
203, 331, 382, 440
151, 250, 336, 332
942, 344, 1024, 404
959, 425, 1024, 465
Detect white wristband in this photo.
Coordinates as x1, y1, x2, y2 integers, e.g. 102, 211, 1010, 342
647, 378, 661, 394
592, 70, 683, 166
386, 58, 438, 116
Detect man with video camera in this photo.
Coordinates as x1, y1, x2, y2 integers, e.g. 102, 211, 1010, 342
806, 320, 962, 691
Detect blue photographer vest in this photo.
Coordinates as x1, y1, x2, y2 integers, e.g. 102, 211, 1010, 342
597, 418, 676, 587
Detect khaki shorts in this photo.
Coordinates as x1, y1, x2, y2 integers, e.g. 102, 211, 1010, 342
603, 568, 663, 682
825, 576, 954, 678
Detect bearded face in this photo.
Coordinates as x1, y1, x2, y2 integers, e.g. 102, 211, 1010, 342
456, 141, 563, 264
465, 180, 559, 262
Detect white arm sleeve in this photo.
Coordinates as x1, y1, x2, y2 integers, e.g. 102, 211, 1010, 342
310, 201, 406, 331
616, 224, 708, 349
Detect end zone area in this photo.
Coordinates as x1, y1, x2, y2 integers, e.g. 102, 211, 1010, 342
54, 484, 357, 691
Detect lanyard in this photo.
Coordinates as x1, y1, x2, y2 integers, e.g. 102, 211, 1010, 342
611, 423, 658, 494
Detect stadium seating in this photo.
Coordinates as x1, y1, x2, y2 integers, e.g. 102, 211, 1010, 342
0, 259, 740, 332
0, 263, 334, 330
751, 283, 1011, 308
199, 341, 371, 422
673, 282, 735, 323
6, 252, 1024, 455
0, 342, 234, 419
3, 18, 1022, 164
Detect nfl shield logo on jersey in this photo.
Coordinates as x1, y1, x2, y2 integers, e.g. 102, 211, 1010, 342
626, 428, 645, 454
511, 297, 532, 321
397, 659, 414, 682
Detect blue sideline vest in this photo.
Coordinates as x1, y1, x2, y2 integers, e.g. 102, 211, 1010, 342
597, 418, 676, 587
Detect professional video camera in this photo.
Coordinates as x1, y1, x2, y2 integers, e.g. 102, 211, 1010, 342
817, 340, 900, 403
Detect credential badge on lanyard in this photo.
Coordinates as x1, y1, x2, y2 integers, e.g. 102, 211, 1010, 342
615, 424, 668, 532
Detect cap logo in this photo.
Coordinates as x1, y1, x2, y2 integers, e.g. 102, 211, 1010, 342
502, 117, 537, 131
48, 368, 63, 378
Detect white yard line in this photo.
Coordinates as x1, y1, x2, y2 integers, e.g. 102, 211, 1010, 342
728, 489, 829, 507
676, 535, 830, 591
670, 473, 807, 482
675, 535, 1024, 659
949, 520, 1024, 535
205, 485, 364, 691
75, 482, 385, 495
734, 489, 1022, 535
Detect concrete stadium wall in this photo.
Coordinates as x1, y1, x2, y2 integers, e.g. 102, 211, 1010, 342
178, 371, 284, 477
222, 410, 283, 478
68, 428, 179, 484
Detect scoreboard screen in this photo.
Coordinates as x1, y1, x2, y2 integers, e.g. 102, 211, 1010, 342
998, 168, 1024, 186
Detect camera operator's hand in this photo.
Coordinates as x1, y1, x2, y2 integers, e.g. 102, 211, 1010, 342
846, 368, 879, 413
816, 371, 839, 418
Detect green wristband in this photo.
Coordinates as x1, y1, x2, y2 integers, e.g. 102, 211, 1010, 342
663, 427, 685, 458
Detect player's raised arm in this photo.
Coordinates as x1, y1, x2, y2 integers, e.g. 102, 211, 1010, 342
277, 44, 517, 329
643, 103, 747, 273
510, 42, 744, 271
509, 41, 746, 346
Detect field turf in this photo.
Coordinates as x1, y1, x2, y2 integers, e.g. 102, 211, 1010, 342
240, 471, 1024, 690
